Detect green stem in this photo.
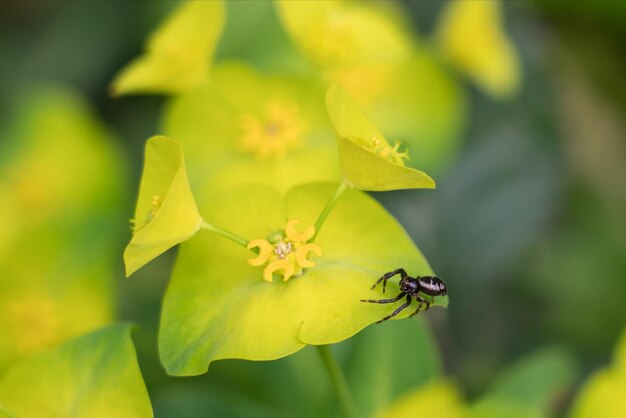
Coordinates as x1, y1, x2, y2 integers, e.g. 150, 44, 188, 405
311, 182, 348, 242
317, 345, 359, 418
200, 221, 251, 250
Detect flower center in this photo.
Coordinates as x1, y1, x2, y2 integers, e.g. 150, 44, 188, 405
247, 219, 322, 282
239, 98, 307, 159
368, 136, 409, 166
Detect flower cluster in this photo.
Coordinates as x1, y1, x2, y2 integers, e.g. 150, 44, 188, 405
114, 0, 520, 375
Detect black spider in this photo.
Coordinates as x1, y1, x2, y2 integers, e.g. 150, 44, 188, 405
360, 268, 447, 324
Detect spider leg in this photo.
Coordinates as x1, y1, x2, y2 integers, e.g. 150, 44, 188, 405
371, 268, 408, 294
408, 296, 427, 318
360, 292, 406, 304
375, 295, 412, 324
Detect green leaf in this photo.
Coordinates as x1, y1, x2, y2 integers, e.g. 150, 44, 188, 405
110, 0, 225, 96
468, 347, 577, 418
326, 84, 435, 191
569, 328, 626, 418
345, 318, 443, 418
124, 136, 202, 277
436, 0, 521, 100
159, 183, 445, 375
0, 324, 153, 418
373, 380, 466, 418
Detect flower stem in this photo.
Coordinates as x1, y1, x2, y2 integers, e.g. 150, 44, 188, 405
317, 345, 359, 418
200, 221, 251, 250
311, 182, 348, 242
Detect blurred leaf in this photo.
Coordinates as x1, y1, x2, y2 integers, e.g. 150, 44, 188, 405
569, 328, 626, 418
326, 85, 435, 191
153, 383, 288, 418
111, 0, 225, 96
0, 324, 153, 418
159, 184, 442, 375
275, 0, 413, 69
436, 0, 521, 100
373, 380, 465, 418
0, 86, 125, 370
468, 347, 577, 418
435, 134, 560, 282
345, 318, 443, 418
124, 136, 202, 277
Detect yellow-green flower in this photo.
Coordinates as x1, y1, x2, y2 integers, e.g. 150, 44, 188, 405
159, 183, 446, 376
436, 0, 521, 100
326, 84, 435, 191
163, 62, 341, 196
124, 136, 203, 277
110, 0, 225, 96
275, 0, 466, 174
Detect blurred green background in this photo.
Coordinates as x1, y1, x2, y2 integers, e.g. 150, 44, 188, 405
0, 1, 625, 417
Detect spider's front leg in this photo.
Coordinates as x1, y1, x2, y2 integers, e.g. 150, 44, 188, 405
408, 295, 430, 318
371, 268, 408, 294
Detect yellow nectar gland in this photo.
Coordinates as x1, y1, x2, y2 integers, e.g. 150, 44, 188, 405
130, 194, 161, 233
368, 136, 409, 166
247, 219, 322, 282
239, 98, 307, 159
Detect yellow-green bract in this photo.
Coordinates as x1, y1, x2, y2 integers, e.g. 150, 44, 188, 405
110, 0, 225, 96
275, 0, 466, 175
0, 324, 153, 418
159, 183, 447, 376
163, 62, 341, 195
436, 0, 521, 100
124, 136, 203, 277
326, 85, 435, 191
